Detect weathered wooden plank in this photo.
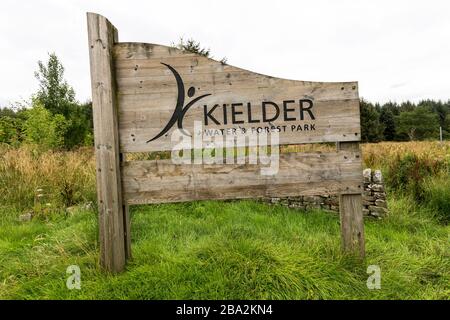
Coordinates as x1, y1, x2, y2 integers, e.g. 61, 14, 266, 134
337, 141, 365, 258
121, 151, 363, 205
87, 12, 127, 273
112, 42, 361, 153
118, 98, 360, 152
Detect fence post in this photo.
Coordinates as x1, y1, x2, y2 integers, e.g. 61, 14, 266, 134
337, 141, 365, 258
87, 12, 127, 272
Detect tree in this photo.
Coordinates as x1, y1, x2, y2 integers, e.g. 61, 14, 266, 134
34, 53, 75, 117
399, 100, 415, 112
172, 37, 227, 64
23, 104, 68, 149
0, 116, 22, 146
64, 101, 94, 148
33, 53, 93, 149
382, 101, 399, 116
396, 106, 440, 140
443, 114, 450, 139
360, 99, 383, 142
419, 100, 449, 135
173, 37, 210, 57
379, 108, 396, 140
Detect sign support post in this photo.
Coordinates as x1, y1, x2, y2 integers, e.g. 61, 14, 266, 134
87, 13, 128, 272
337, 141, 365, 258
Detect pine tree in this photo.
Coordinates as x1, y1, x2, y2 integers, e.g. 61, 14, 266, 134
360, 99, 383, 142
380, 108, 396, 140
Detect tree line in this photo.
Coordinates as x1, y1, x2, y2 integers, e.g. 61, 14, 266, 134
0, 51, 449, 150
0, 53, 93, 149
360, 98, 450, 142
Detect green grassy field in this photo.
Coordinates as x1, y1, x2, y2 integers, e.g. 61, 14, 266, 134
0, 142, 449, 299
1, 197, 448, 299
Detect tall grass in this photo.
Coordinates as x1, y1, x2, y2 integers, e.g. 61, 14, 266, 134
362, 142, 450, 222
422, 175, 450, 223
1, 141, 449, 220
362, 141, 450, 170
0, 142, 449, 299
0, 144, 96, 214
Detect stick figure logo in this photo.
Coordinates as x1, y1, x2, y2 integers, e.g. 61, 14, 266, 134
146, 63, 211, 143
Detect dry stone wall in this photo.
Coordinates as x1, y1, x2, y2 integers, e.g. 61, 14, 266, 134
264, 169, 388, 218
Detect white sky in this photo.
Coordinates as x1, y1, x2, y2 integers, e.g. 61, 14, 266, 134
1, 0, 449, 107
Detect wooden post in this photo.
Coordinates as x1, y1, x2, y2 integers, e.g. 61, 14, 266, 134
337, 141, 365, 258
87, 12, 128, 272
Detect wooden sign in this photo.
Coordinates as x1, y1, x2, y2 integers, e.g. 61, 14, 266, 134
87, 13, 365, 273
114, 43, 361, 152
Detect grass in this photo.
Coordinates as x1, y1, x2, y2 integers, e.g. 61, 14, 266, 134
0, 142, 449, 299
0, 198, 448, 299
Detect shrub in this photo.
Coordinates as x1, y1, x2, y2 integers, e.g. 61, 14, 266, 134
23, 104, 68, 150
386, 153, 446, 201
422, 175, 450, 223
0, 116, 23, 146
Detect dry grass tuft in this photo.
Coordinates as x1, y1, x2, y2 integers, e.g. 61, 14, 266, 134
0, 144, 96, 214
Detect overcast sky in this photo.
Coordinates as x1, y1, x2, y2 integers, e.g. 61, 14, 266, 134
1, 0, 449, 107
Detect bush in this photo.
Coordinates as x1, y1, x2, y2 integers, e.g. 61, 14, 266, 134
23, 104, 68, 150
422, 175, 450, 223
386, 153, 446, 201
0, 116, 23, 146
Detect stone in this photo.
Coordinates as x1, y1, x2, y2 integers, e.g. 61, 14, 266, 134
326, 197, 339, 206
368, 205, 388, 216
373, 192, 386, 200
19, 212, 33, 222
363, 168, 372, 183
304, 196, 323, 204
373, 170, 383, 184
375, 199, 387, 208
362, 195, 375, 202
371, 184, 384, 192
263, 168, 389, 220
309, 203, 322, 209
330, 205, 339, 212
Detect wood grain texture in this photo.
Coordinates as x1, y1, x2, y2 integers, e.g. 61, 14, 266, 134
87, 12, 126, 272
337, 142, 365, 258
113, 42, 361, 152
122, 151, 363, 205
